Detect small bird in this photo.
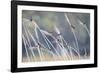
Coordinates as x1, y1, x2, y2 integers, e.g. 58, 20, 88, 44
71, 24, 75, 29
37, 42, 42, 48
30, 18, 32, 21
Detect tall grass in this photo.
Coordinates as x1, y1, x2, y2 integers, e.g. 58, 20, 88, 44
22, 14, 89, 62
64, 13, 80, 59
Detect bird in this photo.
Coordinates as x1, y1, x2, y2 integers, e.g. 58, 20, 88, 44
71, 24, 75, 30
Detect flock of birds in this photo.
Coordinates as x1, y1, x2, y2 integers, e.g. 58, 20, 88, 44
22, 13, 90, 62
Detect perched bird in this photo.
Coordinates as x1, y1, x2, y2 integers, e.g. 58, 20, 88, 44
71, 24, 75, 30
